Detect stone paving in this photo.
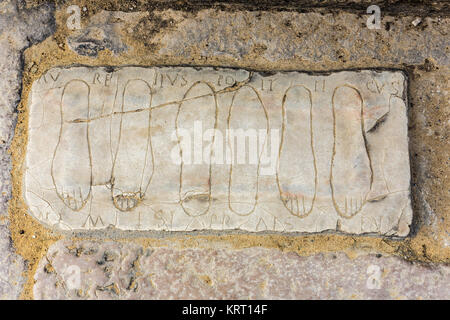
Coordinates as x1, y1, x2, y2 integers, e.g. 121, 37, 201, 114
0, 0, 448, 299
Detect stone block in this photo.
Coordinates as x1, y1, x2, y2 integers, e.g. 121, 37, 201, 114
25, 66, 411, 235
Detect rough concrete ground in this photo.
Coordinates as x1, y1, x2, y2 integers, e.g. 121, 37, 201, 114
0, 0, 449, 299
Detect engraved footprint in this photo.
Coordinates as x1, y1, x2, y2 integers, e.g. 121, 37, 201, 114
111, 79, 154, 212
228, 85, 269, 216
51, 80, 92, 211
176, 81, 217, 217
330, 85, 372, 218
277, 85, 317, 218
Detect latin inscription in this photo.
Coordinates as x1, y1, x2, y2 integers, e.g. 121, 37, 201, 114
24, 66, 412, 235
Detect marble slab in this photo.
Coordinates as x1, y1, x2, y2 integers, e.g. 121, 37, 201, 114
24, 66, 412, 235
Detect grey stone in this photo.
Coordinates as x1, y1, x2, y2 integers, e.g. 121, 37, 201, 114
0, 1, 448, 300
0, 225, 26, 299
25, 66, 412, 236
34, 239, 450, 300
158, 11, 450, 66
67, 11, 145, 57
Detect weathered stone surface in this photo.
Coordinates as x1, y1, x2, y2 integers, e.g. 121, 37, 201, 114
0, 0, 54, 218
25, 66, 411, 235
67, 10, 147, 57
34, 239, 450, 300
0, 227, 19, 298
1, 0, 448, 300
0, 226, 26, 299
157, 10, 449, 66
0, 0, 54, 299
